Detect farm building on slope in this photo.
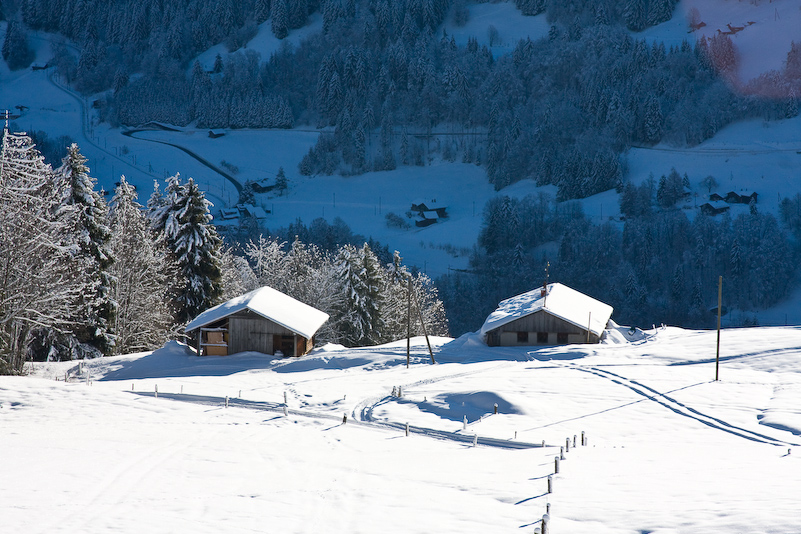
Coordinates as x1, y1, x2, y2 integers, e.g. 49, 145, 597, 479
184, 286, 329, 357
480, 283, 613, 346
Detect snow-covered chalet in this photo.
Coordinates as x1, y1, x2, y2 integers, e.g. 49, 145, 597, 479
480, 283, 613, 346
185, 286, 329, 357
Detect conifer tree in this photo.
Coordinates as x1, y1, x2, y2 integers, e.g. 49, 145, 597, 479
108, 177, 176, 354
53, 143, 117, 355
165, 178, 223, 323
272, 0, 289, 39
275, 166, 288, 195
335, 243, 385, 346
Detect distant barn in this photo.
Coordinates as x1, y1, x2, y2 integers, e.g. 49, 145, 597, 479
481, 283, 613, 346
700, 201, 730, 216
185, 287, 329, 357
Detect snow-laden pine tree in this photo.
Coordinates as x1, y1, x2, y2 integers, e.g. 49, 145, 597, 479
147, 173, 182, 238
52, 143, 117, 356
0, 127, 83, 372
164, 177, 223, 324
334, 243, 385, 346
108, 177, 176, 354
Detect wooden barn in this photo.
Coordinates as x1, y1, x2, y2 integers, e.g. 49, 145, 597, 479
481, 283, 613, 346
184, 286, 329, 357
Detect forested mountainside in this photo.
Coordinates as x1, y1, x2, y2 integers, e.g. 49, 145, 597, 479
13, 0, 795, 200
3, 0, 801, 340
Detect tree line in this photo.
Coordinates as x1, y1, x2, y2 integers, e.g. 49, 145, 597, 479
437, 185, 799, 335
0, 128, 447, 374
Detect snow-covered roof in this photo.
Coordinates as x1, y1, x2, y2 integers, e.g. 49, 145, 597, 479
242, 204, 269, 219
479, 283, 613, 338
185, 286, 329, 340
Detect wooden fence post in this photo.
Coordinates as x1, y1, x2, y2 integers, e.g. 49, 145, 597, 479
547, 475, 552, 494
405, 422, 409, 436
581, 431, 585, 446
494, 403, 498, 414
542, 513, 550, 534
554, 456, 560, 474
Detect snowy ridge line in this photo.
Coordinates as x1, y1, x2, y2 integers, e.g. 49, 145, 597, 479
128, 391, 543, 450
566, 364, 800, 447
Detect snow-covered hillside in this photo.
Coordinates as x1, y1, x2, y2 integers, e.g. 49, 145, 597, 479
3, 327, 801, 533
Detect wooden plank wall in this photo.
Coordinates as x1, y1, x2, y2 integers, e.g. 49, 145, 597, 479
229, 317, 294, 355
497, 310, 587, 335
488, 310, 600, 345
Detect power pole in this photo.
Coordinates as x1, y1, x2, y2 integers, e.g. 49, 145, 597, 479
716, 275, 722, 381
412, 283, 436, 364
406, 276, 412, 369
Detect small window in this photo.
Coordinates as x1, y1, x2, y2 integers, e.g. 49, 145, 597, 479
537, 332, 548, 343
517, 331, 528, 343
557, 332, 569, 344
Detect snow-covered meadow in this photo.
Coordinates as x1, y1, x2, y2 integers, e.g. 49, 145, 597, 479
3, 326, 801, 533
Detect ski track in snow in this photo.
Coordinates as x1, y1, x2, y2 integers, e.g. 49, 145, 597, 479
562, 362, 799, 448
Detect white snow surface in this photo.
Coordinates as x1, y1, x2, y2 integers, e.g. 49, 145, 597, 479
479, 283, 614, 338
4, 326, 801, 533
184, 286, 329, 339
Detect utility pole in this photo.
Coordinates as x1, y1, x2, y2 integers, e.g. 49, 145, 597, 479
406, 276, 412, 369
412, 283, 436, 364
716, 275, 722, 381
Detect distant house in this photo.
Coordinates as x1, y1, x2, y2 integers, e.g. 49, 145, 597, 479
725, 191, 758, 204
411, 200, 447, 216
480, 283, 613, 346
700, 201, 731, 216
219, 208, 239, 220
709, 193, 725, 202
239, 204, 269, 219
415, 209, 448, 227
185, 286, 329, 357
411, 199, 448, 226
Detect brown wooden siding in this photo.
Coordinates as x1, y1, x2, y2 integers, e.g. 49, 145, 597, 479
487, 310, 599, 346
191, 309, 316, 356
229, 317, 296, 355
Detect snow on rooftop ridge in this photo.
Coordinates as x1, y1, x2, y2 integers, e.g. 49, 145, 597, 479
479, 283, 614, 338
185, 286, 329, 340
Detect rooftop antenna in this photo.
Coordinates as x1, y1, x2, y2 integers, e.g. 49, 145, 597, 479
542, 261, 550, 307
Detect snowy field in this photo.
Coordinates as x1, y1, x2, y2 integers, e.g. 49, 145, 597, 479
3, 326, 801, 533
